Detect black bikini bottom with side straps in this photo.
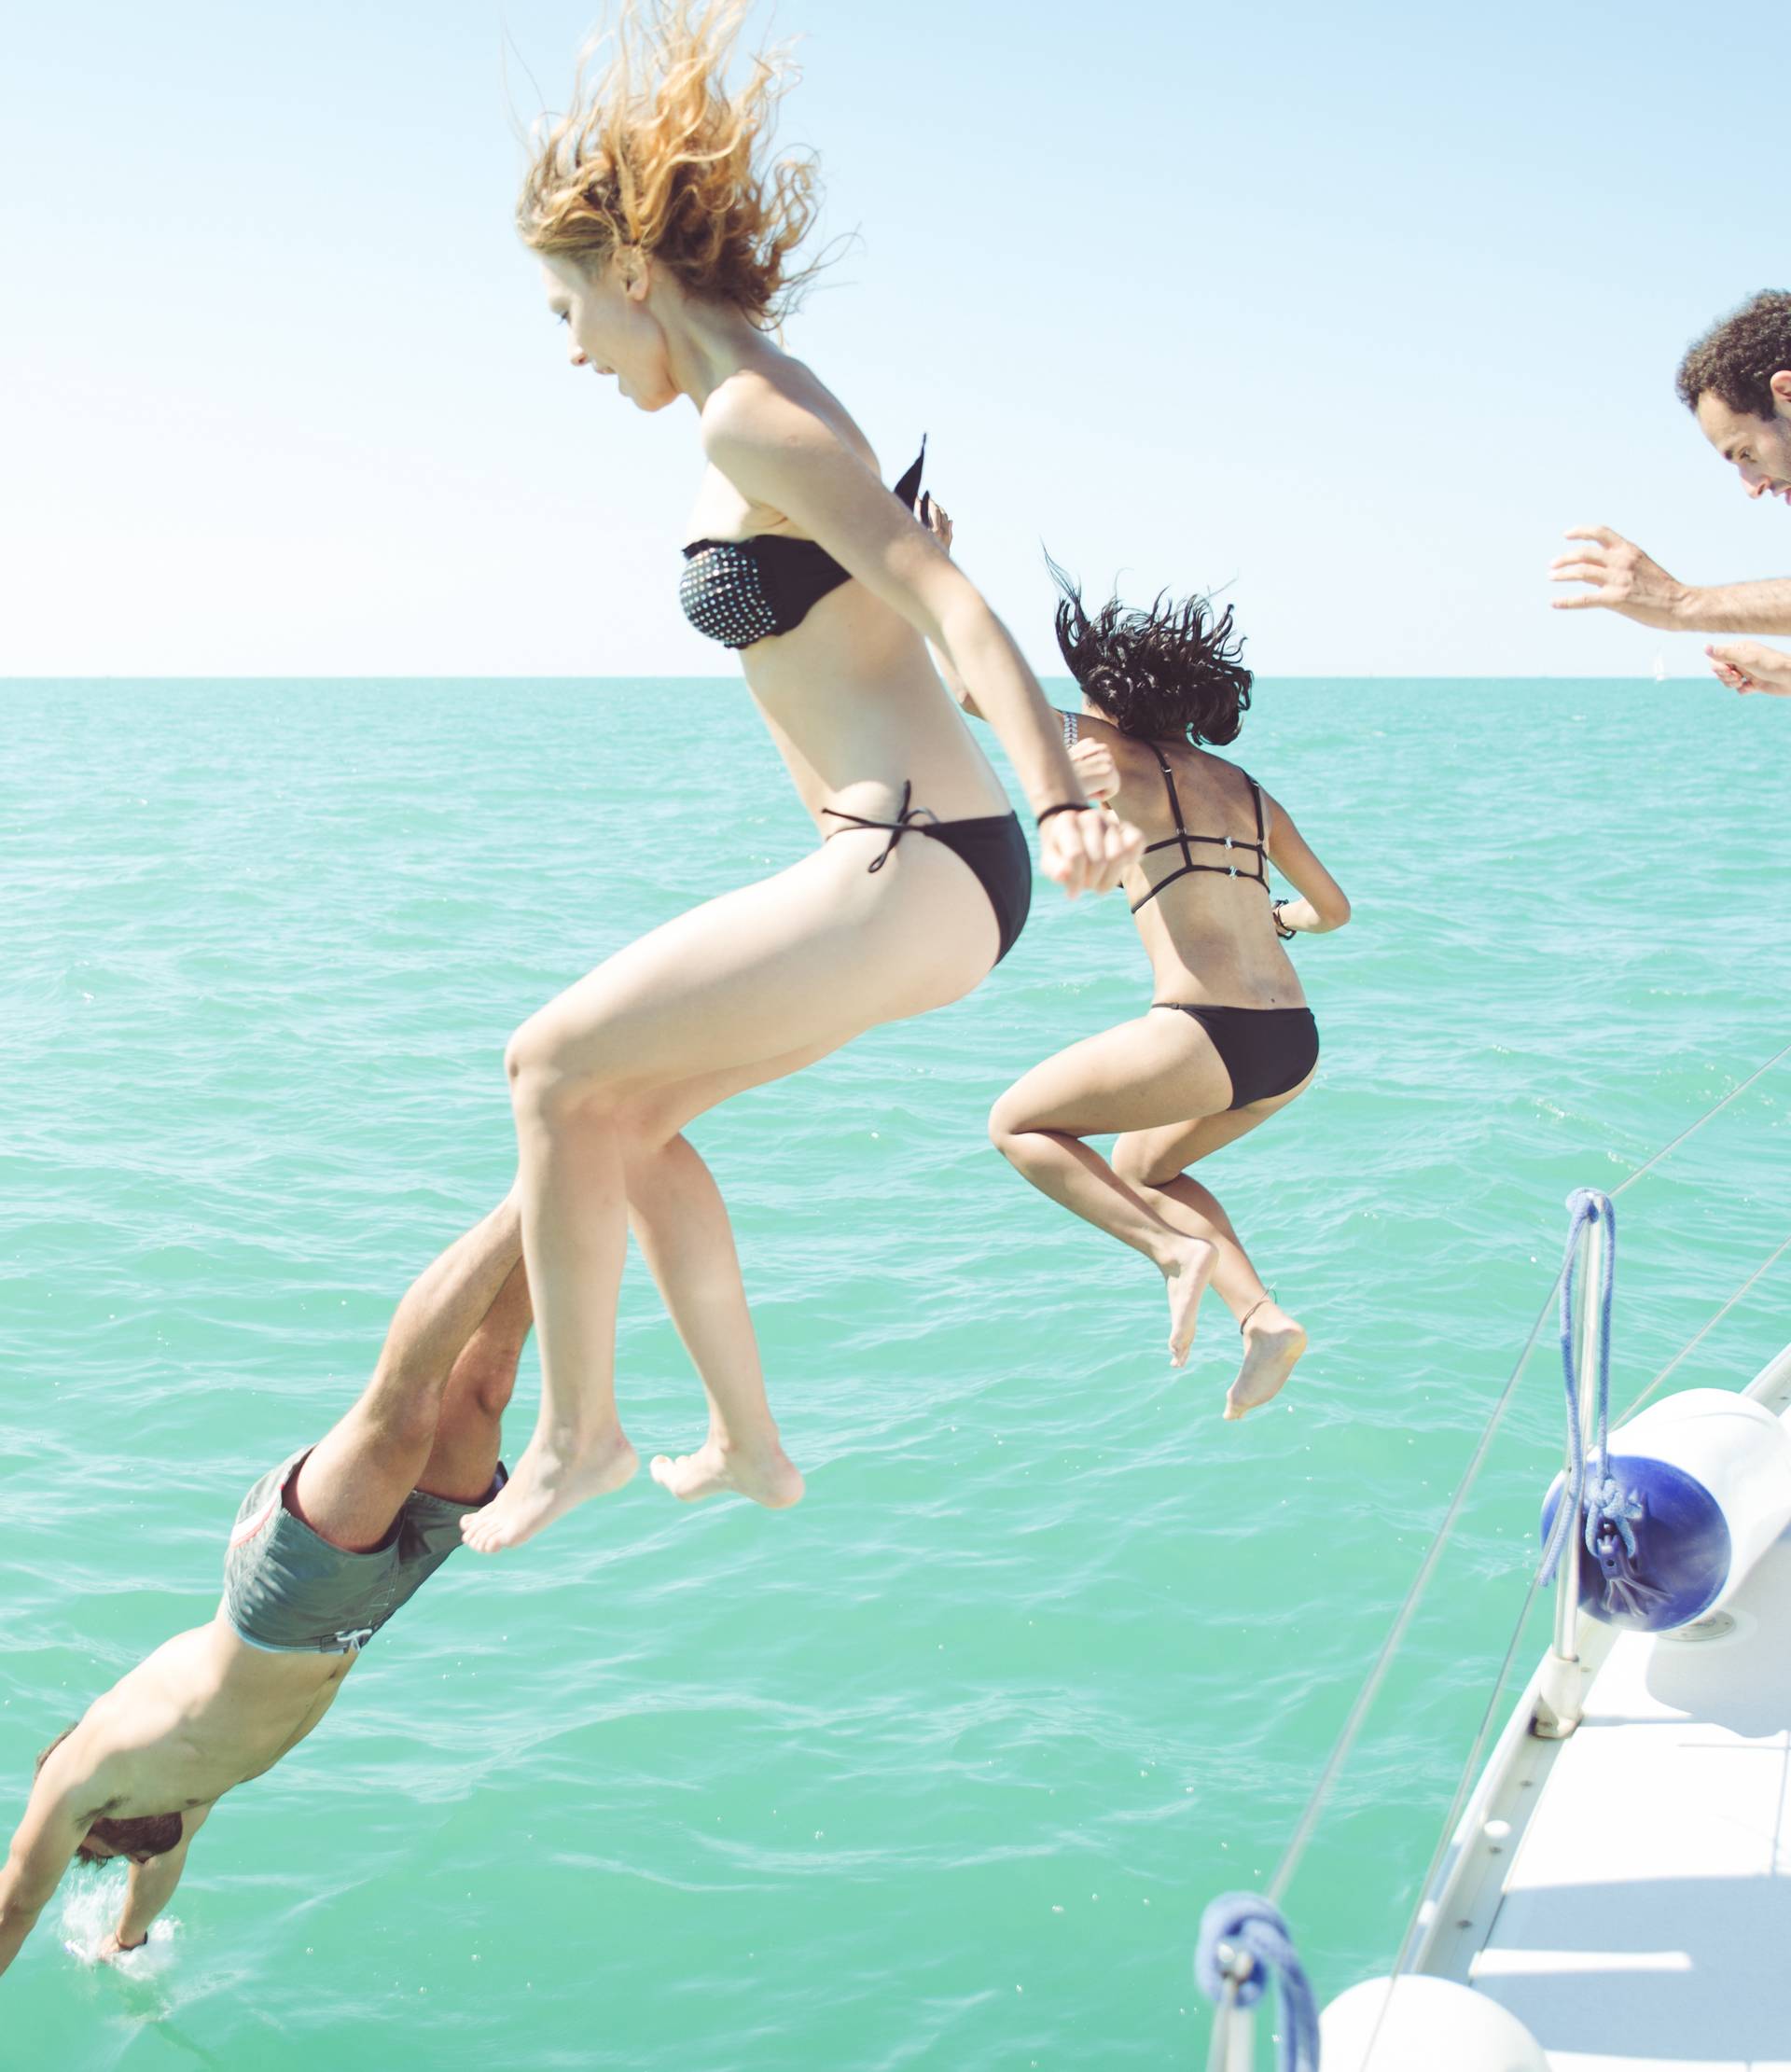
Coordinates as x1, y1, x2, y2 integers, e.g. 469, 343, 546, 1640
822, 782, 1032, 966
1152, 1003, 1319, 1110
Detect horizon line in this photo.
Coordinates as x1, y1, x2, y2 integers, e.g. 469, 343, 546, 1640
0, 672, 1700, 686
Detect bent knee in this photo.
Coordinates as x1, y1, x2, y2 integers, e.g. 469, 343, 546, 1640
506, 1016, 615, 1125
462, 1367, 521, 1421
1113, 1133, 1179, 1189
504, 1014, 552, 1095
988, 1097, 1068, 1167
613, 1090, 687, 1159
358, 1381, 446, 1453
987, 1094, 1026, 1157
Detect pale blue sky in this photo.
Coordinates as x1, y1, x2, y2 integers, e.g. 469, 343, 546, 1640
3, 0, 1785, 677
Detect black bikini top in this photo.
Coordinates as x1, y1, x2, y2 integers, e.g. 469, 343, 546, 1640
679, 444, 927, 650
1131, 742, 1270, 914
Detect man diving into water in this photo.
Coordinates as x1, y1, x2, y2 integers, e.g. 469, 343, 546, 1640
0, 1199, 529, 1974
1550, 288, 1791, 698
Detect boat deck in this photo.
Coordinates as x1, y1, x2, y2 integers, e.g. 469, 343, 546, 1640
1467, 1525, 1791, 2069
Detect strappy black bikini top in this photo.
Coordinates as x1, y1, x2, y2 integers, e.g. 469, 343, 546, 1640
680, 444, 927, 650
1131, 741, 1270, 915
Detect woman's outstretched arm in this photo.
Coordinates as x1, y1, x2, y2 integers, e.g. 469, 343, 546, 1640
920, 502, 1118, 801
1261, 791, 1351, 933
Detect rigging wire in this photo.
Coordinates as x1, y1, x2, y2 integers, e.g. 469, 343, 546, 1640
1616, 1227, 1791, 1425
1256, 1036, 1791, 1917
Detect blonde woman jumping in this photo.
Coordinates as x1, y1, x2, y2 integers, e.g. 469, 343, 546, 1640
462, 4, 1141, 1550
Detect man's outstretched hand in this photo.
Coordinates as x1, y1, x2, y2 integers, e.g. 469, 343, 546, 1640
1707, 639, 1791, 696
1549, 526, 1688, 628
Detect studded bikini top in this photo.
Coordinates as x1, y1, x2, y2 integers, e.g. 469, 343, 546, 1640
679, 444, 927, 650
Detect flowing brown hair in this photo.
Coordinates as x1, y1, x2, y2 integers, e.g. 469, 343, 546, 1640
518, 1, 824, 326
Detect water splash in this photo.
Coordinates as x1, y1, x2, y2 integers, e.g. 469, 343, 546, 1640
58, 1867, 179, 1972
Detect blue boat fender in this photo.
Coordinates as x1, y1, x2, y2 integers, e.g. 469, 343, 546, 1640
1540, 1388, 1791, 1633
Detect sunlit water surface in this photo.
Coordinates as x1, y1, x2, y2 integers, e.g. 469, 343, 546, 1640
5, 678, 1787, 2070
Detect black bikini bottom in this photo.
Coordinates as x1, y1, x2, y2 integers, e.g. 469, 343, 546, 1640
822, 786, 1032, 966
1151, 1003, 1319, 1110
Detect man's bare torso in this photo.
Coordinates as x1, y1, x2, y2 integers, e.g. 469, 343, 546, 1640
71, 1611, 355, 1820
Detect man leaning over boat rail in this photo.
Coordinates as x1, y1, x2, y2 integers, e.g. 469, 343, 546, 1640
1550, 287, 1791, 698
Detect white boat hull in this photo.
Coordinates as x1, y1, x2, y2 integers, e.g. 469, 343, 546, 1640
1399, 1345, 1791, 2069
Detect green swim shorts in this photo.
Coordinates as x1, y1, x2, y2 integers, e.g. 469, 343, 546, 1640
222, 1449, 504, 1654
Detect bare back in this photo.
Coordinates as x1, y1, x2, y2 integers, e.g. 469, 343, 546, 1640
1094, 721, 1306, 1009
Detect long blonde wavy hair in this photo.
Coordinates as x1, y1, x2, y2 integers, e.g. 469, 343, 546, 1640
518, 2, 824, 327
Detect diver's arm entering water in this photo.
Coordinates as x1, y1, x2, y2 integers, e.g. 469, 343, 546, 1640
0, 1766, 93, 1978
103, 1804, 212, 1956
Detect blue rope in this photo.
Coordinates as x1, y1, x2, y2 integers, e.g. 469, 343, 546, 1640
1194, 1893, 1318, 2072
1539, 1188, 1622, 1590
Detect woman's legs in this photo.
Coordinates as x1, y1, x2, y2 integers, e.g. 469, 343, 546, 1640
1112, 1074, 1314, 1416
617, 1037, 841, 1508
463, 835, 998, 1551
989, 1013, 1237, 1368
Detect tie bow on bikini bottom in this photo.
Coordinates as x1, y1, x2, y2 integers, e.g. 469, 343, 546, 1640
821, 780, 940, 870
817, 780, 1033, 966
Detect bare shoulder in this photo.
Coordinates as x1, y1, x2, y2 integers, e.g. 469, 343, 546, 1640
1195, 744, 1274, 802
1064, 724, 1172, 824
30, 1710, 126, 1827
701, 367, 863, 459
1069, 708, 1124, 738
1244, 768, 1286, 820
1073, 711, 1147, 762
1248, 773, 1307, 851
1078, 719, 1164, 792
701, 366, 882, 499
1107, 724, 1175, 775
699, 366, 806, 451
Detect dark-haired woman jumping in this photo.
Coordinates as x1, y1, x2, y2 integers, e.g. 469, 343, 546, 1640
930, 509, 1350, 1415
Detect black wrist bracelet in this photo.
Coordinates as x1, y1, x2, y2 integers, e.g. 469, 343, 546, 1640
1272, 899, 1297, 940
1035, 801, 1090, 827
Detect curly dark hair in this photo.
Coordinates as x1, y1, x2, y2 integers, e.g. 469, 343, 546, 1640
1048, 555, 1252, 746
35, 1727, 184, 1864
1674, 291, 1791, 418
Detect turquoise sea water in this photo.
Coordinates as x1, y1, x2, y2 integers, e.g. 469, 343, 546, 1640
5, 677, 1789, 2070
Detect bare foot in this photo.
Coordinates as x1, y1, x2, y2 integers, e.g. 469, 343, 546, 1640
1165, 1238, 1218, 1368
459, 1425, 637, 1551
1225, 1304, 1307, 1419
649, 1435, 805, 1509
